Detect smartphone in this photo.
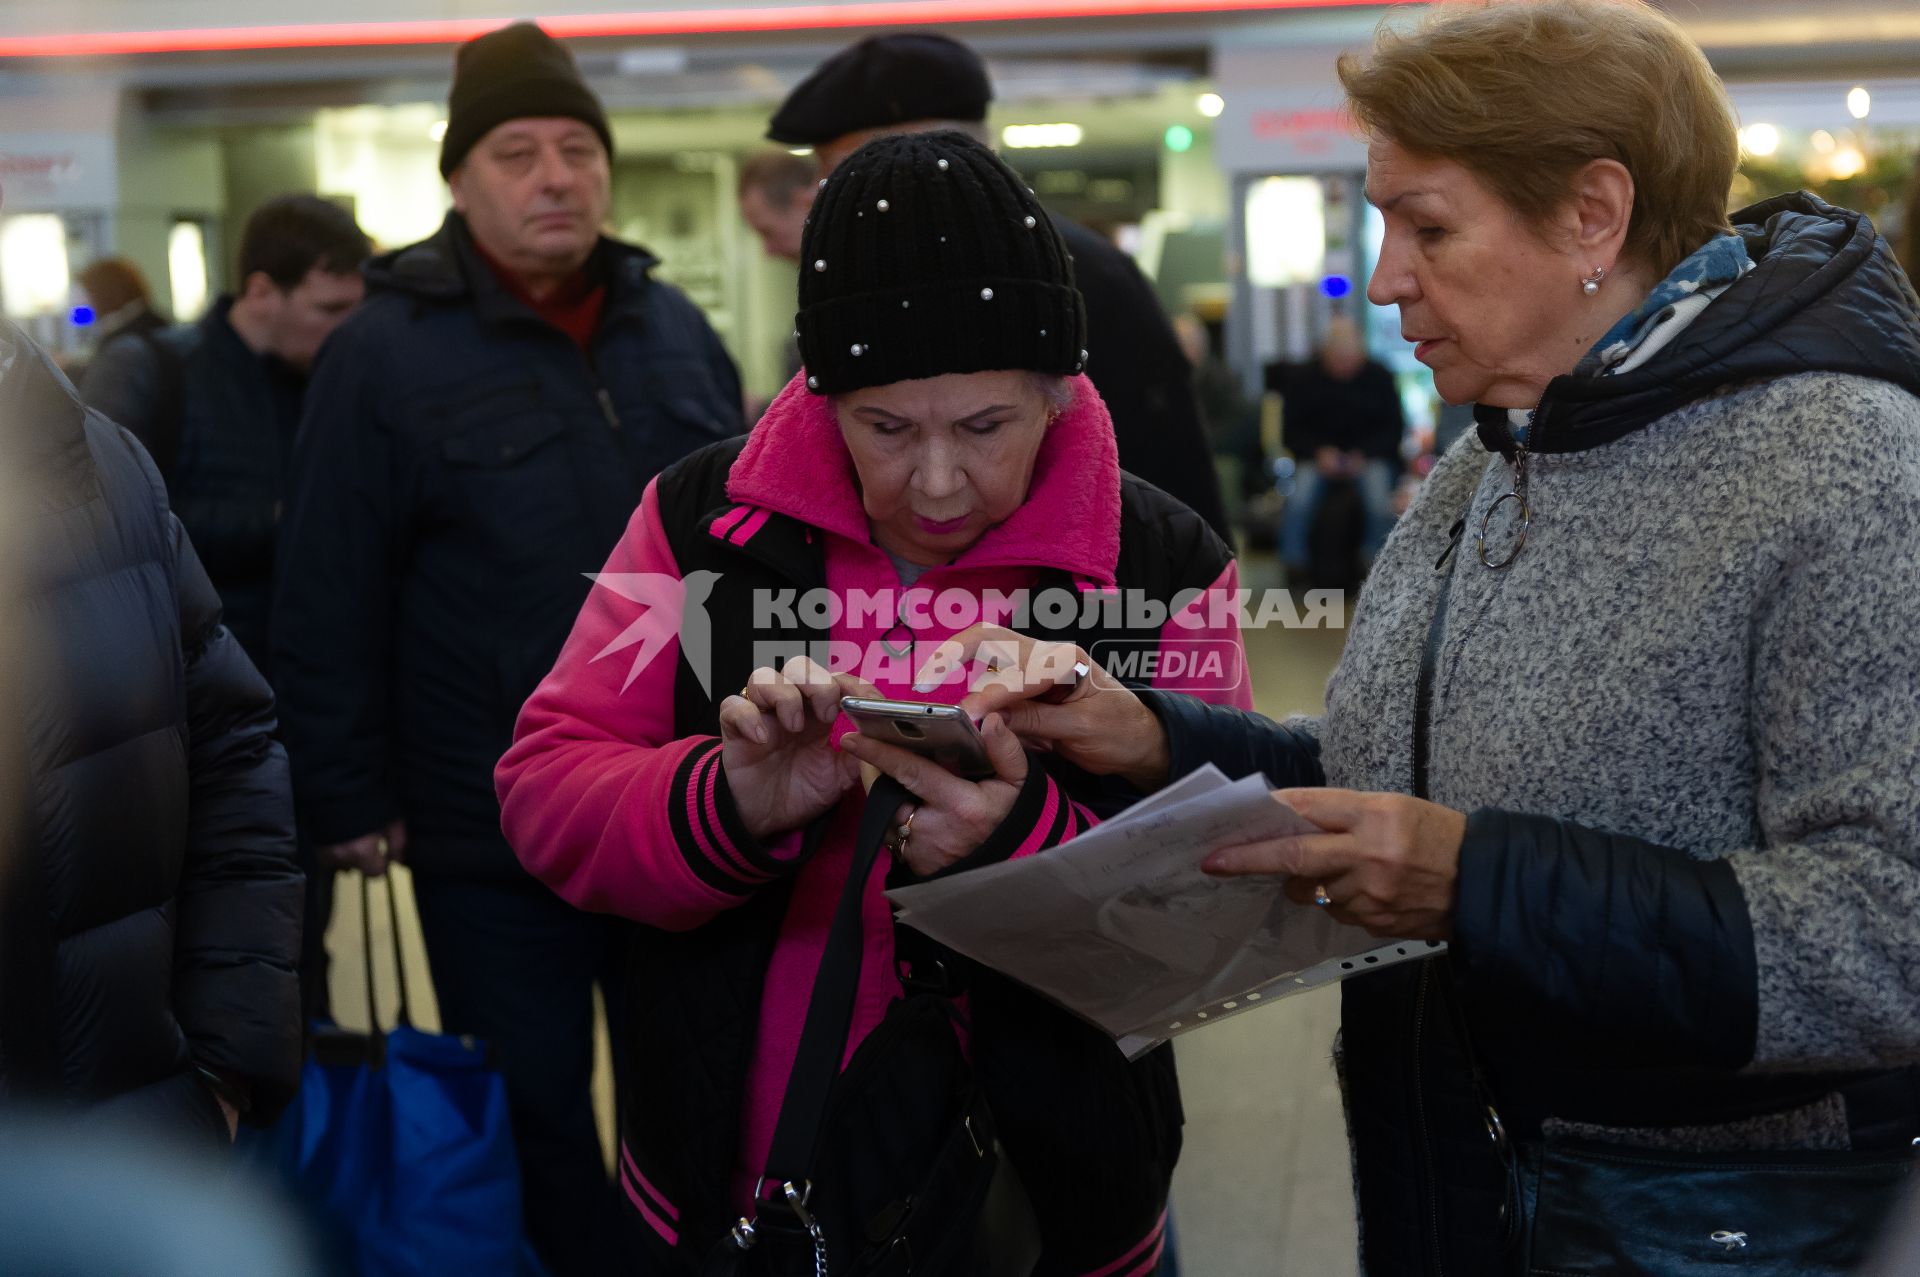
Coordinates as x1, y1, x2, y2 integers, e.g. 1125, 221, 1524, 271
840, 697, 995, 780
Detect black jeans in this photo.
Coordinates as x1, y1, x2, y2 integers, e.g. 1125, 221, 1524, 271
412, 872, 631, 1277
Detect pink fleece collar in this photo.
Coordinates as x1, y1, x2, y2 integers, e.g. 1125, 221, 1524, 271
725, 372, 1123, 585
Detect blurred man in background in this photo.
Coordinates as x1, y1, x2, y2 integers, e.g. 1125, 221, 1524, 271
271, 23, 742, 1275
768, 32, 1232, 543
0, 306, 302, 1153
81, 195, 371, 676
737, 149, 815, 264
738, 149, 815, 403
1268, 315, 1405, 580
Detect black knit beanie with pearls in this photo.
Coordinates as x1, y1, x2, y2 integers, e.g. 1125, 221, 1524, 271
795, 130, 1089, 396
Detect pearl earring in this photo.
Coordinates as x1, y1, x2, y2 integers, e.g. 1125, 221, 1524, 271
1582, 266, 1607, 296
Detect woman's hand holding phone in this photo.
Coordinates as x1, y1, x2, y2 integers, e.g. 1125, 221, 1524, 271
838, 714, 1029, 878
919, 624, 1172, 792
718, 657, 878, 841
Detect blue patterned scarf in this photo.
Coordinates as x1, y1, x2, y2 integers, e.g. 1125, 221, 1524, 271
1511, 233, 1753, 443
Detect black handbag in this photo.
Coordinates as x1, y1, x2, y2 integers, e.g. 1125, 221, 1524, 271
704, 776, 1042, 1277
1415, 512, 1917, 1277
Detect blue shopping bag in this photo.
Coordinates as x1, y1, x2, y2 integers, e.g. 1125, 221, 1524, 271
244, 873, 543, 1277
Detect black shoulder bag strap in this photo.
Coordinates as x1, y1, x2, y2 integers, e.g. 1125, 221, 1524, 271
1413, 512, 1524, 1250
1411, 516, 1465, 801
727, 775, 913, 1266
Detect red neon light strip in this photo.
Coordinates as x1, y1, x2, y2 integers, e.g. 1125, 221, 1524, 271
0, 0, 1384, 59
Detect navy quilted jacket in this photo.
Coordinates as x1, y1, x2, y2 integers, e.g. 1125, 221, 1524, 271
0, 328, 303, 1136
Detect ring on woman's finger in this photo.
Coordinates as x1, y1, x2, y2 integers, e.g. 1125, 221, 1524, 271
1313, 884, 1333, 908
890, 806, 919, 862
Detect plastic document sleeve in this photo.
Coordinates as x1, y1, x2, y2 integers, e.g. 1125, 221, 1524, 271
887, 764, 1441, 1059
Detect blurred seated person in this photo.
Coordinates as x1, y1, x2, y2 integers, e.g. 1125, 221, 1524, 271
1266, 315, 1405, 575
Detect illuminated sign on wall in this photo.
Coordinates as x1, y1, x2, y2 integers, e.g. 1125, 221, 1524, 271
0, 133, 116, 210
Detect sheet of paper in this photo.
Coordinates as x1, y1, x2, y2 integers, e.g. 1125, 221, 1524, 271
887, 765, 1444, 1056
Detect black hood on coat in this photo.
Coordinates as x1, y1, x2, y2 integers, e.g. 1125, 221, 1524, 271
1480, 192, 1920, 457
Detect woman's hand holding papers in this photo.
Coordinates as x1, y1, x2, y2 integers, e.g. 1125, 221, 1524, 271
1203, 788, 1466, 941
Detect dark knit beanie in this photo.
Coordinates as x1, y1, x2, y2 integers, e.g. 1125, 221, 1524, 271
796, 131, 1088, 396
439, 23, 613, 177
767, 33, 992, 146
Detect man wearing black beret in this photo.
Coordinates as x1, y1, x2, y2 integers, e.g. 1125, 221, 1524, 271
771, 32, 1231, 545
272, 22, 744, 1275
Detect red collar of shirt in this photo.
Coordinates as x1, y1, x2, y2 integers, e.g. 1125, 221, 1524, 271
471, 240, 607, 353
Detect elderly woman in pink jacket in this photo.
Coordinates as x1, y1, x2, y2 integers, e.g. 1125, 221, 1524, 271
495, 132, 1247, 1275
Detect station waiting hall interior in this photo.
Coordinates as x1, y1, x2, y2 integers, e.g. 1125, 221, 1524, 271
3, 0, 1919, 1273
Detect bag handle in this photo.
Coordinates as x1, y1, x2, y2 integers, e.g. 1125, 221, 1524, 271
764, 775, 909, 1186
737, 775, 913, 1254
358, 870, 415, 1035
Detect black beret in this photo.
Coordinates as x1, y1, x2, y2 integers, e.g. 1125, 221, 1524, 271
767, 33, 993, 146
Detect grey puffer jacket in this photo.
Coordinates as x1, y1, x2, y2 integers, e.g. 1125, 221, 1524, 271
1145, 193, 1920, 1276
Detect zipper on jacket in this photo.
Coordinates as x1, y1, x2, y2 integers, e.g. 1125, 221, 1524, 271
1506, 410, 1533, 511
1412, 962, 1447, 1277
596, 385, 620, 430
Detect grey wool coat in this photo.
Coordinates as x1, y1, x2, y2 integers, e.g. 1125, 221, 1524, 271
1334, 193, 1920, 1275
1143, 193, 1920, 1276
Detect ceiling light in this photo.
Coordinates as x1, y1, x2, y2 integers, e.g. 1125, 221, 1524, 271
1002, 123, 1084, 150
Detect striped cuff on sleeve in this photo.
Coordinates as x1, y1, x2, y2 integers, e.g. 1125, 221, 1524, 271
666, 738, 804, 895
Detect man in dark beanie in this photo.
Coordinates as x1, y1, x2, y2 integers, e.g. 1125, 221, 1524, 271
272, 20, 743, 1275
770, 31, 1231, 545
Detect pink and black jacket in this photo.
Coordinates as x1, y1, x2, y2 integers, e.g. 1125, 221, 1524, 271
497, 375, 1250, 1273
